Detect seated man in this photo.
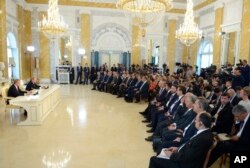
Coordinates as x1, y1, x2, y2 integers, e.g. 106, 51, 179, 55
149, 112, 213, 168
208, 105, 250, 167
8, 79, 27, 97
8, 79, 30, 115
26, 77, 41, 91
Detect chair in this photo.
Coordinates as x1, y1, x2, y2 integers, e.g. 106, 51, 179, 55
203, 137, 218, 168
220, 153, 230, 168
1, 86, 20, 118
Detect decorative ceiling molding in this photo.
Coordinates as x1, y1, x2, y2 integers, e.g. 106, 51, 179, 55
92, 23, 131, 50
24, 0, 187, 12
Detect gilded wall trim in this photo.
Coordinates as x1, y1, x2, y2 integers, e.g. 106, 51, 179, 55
240, 0, 250, 61
167, 19, 177, 73
18, 5, 32, 80
0, 0, 8, 78
132, 25, 141, 65
213, 7, 223, 67
39, 12, 50, 79
81, 14, 91, 65
194, 0, 216, 11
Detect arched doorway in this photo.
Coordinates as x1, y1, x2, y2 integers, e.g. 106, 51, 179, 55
197, 40, 213, 75
7, 32, 19, 79
91, 23, 131, 69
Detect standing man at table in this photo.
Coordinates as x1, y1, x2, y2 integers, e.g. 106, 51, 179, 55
75, 63, 82, 84
26, 77, 41, 91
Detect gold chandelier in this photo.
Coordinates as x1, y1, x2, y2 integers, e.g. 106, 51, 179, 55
38, 0, 68, 39
117, 0, 173, 28
176, 0, 202, 46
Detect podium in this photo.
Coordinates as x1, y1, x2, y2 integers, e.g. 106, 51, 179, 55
57, 66, 70, 84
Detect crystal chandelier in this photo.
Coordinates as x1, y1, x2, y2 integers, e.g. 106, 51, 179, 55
176, 0, 202, 46
117, 0, 173, 28
38, 0, 68, 39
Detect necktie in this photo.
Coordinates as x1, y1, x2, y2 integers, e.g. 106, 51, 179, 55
140, 82, 145, 90
167, 94, 175, 106
183, 119, 194, 136
214, 105, 224, 124
159, 88, 163, 95
239, 121, 244, 130
236, 121, 245, 137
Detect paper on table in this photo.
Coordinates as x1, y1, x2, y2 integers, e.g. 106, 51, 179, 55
157, 149, 170, 160
217, 133, 231, 141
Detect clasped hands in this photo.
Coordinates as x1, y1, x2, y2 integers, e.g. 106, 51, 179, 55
163, 147, 178, 157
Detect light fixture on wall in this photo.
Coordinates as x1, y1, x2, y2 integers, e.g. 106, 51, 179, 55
117, 0, 173, 28
38, 0, 68, 39
78, 48, 86, 55
176, 0, 202, 46
219, 31, 226, 36
27, 45, 35, 52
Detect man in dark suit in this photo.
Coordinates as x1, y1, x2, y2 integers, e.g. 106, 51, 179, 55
134, 76, 149, 103
75, 63, 83, 84
90, 65, 97, 84
211, 93, 234, 134
140, 81, 170, 118
8, 79, 28, 97
227, 88, 241, 106
83, 63, 90, 85
8, 79, 30, 115
232, 67, 245, 89
149, 112, 213, 168
70, 67, 75, 84
25, 77, 41, 91
111, 64, 117, 72
208, 105, 250, 167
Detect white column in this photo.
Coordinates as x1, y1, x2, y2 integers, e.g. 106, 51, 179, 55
50, 39, 60, 83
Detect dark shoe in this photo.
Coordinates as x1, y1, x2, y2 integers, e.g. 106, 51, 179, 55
135, 100, 140, 103
139, 112, 146, 115
145, 136, 153, 142
146, 129, 154, 133
91, 88, 96, 90
142, 120, 150, 123
146, 124, 152, 127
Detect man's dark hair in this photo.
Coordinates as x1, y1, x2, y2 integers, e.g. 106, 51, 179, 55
199, 112, 212, 128
221, 92, 230, 98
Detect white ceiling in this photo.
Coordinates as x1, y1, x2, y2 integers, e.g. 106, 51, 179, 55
74, 0, 186, 4
73, 0, 203, 6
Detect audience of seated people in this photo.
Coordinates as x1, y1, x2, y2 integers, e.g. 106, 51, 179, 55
89, 62, 250, 167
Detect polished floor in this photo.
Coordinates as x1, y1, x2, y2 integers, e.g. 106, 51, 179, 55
0, 85, 228, 168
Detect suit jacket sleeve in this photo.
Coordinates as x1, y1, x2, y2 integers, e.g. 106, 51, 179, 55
170, 131, 213, 163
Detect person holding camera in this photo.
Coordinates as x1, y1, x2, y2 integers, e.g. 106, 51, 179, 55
232, 67, 245, 89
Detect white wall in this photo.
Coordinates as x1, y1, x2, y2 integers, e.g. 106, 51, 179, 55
222, 0, 243, 32
92, 15, 130, 31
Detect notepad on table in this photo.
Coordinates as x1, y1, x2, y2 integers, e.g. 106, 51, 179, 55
217, 133, 231, 141
157, 150, 170, 160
